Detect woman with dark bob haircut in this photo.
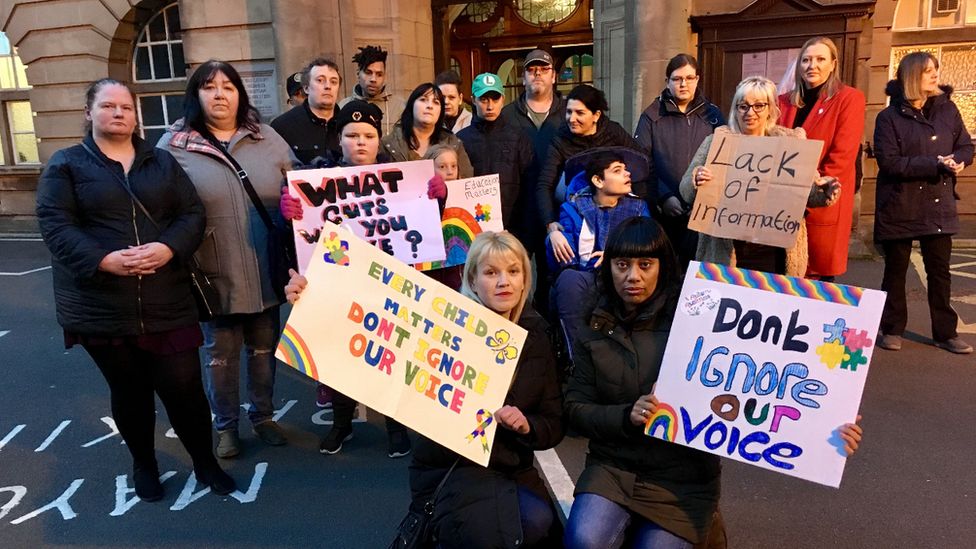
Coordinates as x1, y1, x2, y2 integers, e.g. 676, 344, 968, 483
382, 82, 473, 178
537, 84, 644, 272
563, 217, 864, 548
159, 60, 299, 459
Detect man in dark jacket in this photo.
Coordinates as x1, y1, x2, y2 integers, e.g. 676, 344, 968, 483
500, 48, 567, 314
270, 57, 342, 164
457, 73, 535, 246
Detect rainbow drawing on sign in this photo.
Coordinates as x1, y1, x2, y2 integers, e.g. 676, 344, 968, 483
277, 323, 319, 380
646, 403, 679, 442
417, 206, 484, 270
696, 262, 862, 306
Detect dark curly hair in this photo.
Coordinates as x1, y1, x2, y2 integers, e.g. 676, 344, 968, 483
352, 45, 388, 72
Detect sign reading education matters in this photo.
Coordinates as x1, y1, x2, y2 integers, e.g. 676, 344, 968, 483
287, 160, 446, 271
417, 174, 505, 271
646, 262, 884, 487
275, 222, 525, 466
688, 130, 824, 248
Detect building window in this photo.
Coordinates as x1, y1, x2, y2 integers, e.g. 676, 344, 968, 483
556, 53, 593, 94
0, 31, 38, 166
894, 0, 976, 29
131, 3, 186, 142
133, 3, 186, 82
513, 0, 580, 26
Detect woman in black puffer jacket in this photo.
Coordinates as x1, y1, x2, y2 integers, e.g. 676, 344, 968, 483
873, 52, 974, 355
36, 79, 235, 502
537, 85, 645, 267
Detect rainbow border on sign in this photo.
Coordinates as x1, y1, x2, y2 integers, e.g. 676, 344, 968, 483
645, 403, 678, 442
277, 323, 319, 380
696, 262, 861, 306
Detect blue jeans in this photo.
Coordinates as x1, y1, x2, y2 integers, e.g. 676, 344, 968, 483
202, 306, 280, 432
565, 493, 692, 549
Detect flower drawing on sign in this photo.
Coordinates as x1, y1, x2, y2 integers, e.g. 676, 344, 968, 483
322, 232, 351, 266
816, 318, 872, 372
486, 329, 519, 365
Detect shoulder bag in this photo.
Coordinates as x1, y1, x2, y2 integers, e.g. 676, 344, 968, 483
388, 459, 460, 549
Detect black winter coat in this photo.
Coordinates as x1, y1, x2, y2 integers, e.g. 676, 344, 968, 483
536, 117, 644, 227
565, 287, 721, 544
456, 115, 535, 242
36, 135, 206, 336
873, 82, 974, 241
409, 306, 564, 548
634, 89, 725, 207
269, 100, 341, 164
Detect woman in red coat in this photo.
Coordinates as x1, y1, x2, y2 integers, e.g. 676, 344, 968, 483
777, 37, 865, 281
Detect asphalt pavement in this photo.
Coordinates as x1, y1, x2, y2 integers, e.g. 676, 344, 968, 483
1, 237, 974, 548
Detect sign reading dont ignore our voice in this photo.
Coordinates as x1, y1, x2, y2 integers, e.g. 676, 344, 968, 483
645, 261, 884, 487
287, 159, 446, 271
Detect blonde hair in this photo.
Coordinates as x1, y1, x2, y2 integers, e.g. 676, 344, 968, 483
728, 76, 781, 135
424, 143, 457, 162
790, 37, 843, 108
460, 231, 532, 322
896, 51, 943, 103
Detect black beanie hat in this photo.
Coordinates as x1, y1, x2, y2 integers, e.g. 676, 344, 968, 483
335, 100, 383, 136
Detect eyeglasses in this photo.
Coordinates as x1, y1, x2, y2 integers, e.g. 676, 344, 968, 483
736, 103, 768, 114
526, 66, 553, 76
669, 76, 699, 84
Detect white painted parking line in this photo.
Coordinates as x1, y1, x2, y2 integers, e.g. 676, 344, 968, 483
0, 266, 51, 276
911, 252, 976, 334
0, 330, 9, 339
535, 448, 575, 524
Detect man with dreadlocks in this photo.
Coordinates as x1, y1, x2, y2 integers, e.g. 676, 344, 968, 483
339, 45, 398, 136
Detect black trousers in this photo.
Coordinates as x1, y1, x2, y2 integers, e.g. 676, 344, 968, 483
880, 234, 958, 341
331, 391, 407, 437
84, 343, 219, 472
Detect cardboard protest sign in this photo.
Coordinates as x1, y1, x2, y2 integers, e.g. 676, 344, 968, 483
417, 174, 505, 271
688, 131, 824, 248
287, 160, 446, 271
275, 222, 526, 466
646, 262, 884, 487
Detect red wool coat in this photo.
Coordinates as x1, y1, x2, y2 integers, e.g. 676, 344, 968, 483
778, 84, 865, 277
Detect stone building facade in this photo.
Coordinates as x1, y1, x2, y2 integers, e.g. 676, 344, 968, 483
1, 0, 973, 234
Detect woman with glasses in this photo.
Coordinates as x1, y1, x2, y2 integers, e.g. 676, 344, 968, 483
872, 52, 973, 354
679, 76, 840, 277
777, 37, 866, 282
634, 54, 725, 270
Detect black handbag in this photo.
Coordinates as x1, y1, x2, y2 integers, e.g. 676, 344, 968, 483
80, 143, 220, 321
204, 135, 295, 301
389, 459, 459, 549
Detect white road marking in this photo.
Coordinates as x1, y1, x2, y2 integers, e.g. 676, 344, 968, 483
911, 252, 976, 334
0, 331, 9, 339
0, 266, 51, 276
535, 448, 575, 524
34, 420, 72, 452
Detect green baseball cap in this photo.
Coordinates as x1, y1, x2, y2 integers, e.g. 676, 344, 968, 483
471, 73, 504, 98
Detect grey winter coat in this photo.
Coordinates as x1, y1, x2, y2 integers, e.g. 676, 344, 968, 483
380, 121, 474, 179
158, 121, 298, 314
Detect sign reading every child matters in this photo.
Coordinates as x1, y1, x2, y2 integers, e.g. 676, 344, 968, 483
417, 174, 505, 271
287, 160, 446, 271
275, 222, 525, 466
688, 130, 824, 249
646, 262, 884, 487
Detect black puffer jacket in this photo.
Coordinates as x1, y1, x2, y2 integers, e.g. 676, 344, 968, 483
873, 82, 974, 241
634, 89, 725, 207
36, 135, 205, 336
536, 117, 644, 227
409, 306, 564, 547
456, 115, 535, 242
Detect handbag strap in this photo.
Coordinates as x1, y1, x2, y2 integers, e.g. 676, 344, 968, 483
426, 458, 460, 513
202, 134, 277, 232
81, 142, 162, 232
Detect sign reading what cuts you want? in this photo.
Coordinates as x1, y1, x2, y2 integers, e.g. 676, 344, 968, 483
646, 262, 885, 487
688, 129, 824, 249
275, 222, 524, 466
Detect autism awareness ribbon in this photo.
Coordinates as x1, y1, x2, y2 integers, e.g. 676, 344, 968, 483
465, 409, 493, 453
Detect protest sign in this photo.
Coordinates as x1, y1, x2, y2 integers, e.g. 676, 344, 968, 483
287, 160, 446, 271
275, 222, 526, 466
646, 261, 884, 487
417, 174, 505, 270
688, 131, 824, 248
